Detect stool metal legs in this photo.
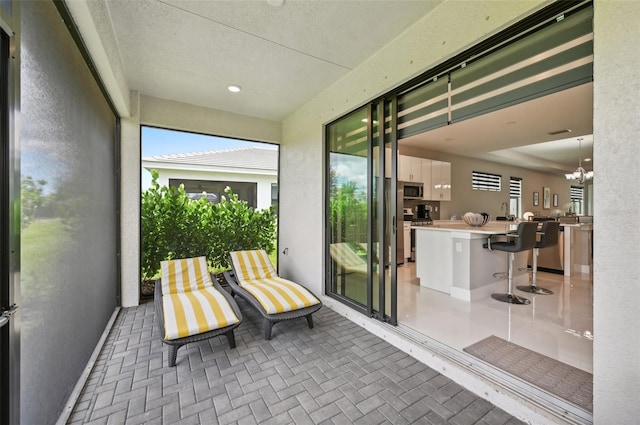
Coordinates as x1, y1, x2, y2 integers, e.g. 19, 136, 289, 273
517, 248, 553, 295
492, 252, 531, 305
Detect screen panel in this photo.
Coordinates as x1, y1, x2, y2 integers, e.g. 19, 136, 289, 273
20, 2, 118, 423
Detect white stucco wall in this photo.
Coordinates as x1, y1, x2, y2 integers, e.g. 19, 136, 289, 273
139, 95, 282, 143
592, 1, 640, 422
120, 91, 141, 307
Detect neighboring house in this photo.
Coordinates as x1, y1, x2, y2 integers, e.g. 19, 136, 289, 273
142, 147, 278, 210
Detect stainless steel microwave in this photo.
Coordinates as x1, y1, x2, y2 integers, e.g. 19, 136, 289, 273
401, 182, 423, 199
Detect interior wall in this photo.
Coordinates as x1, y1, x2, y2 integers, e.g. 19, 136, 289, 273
592, 1, 640, 422
400, 146, 577, 220
20, 2, 118, 422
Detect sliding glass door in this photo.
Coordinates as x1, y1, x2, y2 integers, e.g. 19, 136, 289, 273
0, 25, 18, 425
326, 99, 398, 323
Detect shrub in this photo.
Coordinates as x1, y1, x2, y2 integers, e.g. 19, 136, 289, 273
141, 171, 276, 280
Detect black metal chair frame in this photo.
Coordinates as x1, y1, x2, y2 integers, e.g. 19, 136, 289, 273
517, 220, 560, 295
154, 276, 242, 367
484, 221, 539, 305
223, 264, 322, 340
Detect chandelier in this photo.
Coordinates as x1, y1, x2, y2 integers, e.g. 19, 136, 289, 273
565, 137, 593, 184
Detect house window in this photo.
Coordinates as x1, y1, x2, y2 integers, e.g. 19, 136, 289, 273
472, 171, 501, 191
570, 185, 584, 215
271, 183, 278, 206
170, 179, 257, 209
509, 177, 522, 218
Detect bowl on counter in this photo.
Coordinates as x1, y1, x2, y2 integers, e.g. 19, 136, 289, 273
463, 212, 490, 227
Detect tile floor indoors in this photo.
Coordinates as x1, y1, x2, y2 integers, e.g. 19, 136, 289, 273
397, 262, 593, 374
67, 293, 525, 425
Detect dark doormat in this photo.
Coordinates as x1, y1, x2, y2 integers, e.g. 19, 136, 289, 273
463, 335, 592, 412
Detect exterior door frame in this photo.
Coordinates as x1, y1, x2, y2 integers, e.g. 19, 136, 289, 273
0, 9, 20, 425
324, 97, 399, 325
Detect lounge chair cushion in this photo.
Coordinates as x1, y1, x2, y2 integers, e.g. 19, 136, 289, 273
229, 250, 277, 281
330, 243, 368, 274
230, 250, 320, 314
161, 257, 240, 340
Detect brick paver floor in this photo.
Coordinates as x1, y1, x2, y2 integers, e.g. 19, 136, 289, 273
67, 293, 525, 424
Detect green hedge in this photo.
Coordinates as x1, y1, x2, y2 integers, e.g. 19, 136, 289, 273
141, 170, 277, 280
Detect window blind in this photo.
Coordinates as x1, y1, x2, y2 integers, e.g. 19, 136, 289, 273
473, 171, 501, 191
510, 177, 522, 198
571, 186, 584, 200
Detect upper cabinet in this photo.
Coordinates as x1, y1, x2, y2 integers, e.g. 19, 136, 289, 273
398, 155, 451, 201
431, 160, 451, 201
399, 155, 450, 201
399, 155, 422, 182
421, 159, 432, 200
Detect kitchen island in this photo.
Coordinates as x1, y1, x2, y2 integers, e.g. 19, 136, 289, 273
411, 221, 529, 301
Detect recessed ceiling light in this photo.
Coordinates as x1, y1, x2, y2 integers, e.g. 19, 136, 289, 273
267, 0, 285, 7
227, 85, 241, 93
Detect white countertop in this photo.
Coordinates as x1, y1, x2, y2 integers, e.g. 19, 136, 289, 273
411, 220, 593, 234
411, 221, 517, 235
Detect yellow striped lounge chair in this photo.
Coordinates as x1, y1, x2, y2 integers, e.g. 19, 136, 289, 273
154, 256, 242, 366
224, 250, 322, 340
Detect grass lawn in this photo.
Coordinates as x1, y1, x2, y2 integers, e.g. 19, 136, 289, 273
21, 218, 68, 280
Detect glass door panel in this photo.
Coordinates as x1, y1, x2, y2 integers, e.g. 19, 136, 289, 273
327, 107, 370, 308
326, 99, 398, 325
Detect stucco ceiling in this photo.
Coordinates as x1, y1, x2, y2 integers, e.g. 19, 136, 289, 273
104, 0, 442, 121
99, 0, 592, 176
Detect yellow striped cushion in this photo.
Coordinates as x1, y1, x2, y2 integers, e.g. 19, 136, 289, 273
230, 250, 319, 314
230, 250, 277, 281
161, 256, 210, 294
240, 276, 320, 314
330, 243, 367, 274
160, 257, 239, 340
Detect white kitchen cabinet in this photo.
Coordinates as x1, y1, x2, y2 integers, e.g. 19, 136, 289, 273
431, 160, 451, 201
400, 155, 450, 201
399, 155, 422, 182
421, 159, 432, 200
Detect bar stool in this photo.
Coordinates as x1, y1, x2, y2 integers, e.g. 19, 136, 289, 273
517, 220, 560, 295
483, 222, 538, 305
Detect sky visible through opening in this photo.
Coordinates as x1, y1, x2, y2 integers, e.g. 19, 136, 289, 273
141, 126, 277, 190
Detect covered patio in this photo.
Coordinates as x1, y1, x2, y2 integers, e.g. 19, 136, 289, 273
66, 297, 521, 425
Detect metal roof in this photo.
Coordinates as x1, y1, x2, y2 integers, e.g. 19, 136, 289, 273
143, 147, 278, 172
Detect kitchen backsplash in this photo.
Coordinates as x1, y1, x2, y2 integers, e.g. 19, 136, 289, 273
404, 199, 441, 220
